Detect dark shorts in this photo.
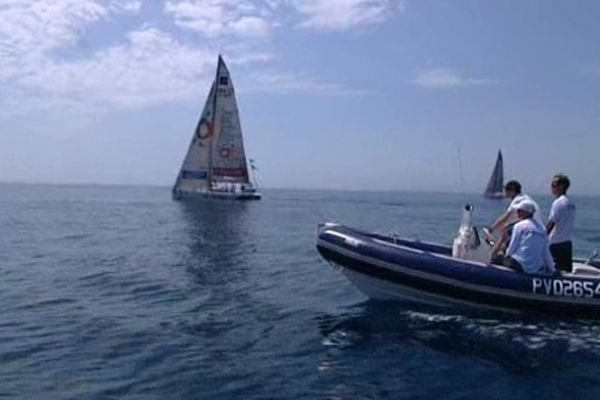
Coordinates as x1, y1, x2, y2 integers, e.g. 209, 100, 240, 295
492, 255, 524, 272
550, 241, 573, 273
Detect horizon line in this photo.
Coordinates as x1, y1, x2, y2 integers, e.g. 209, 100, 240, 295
0, 180, 596, 197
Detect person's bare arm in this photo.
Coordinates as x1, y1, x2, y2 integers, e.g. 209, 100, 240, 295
546, 220, 555, 235
490, 211, 511, 233
491, 230, 509, 258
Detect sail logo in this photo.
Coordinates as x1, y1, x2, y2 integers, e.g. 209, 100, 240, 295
182, 170, 208, 180
219, 148, 232, 158
196, 117, 215, 140
213, 168, 247, 178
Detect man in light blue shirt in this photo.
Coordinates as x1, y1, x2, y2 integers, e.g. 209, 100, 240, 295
493, 200, 555, 274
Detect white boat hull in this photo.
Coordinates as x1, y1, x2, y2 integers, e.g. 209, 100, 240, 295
336, 264, 515, 313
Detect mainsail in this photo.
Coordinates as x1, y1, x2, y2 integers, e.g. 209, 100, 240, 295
484, 150, 504, 198
209, 56, 249, 184
173, 55, 250, 195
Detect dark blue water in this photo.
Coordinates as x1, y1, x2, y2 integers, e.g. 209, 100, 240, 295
2, 183, 600, 399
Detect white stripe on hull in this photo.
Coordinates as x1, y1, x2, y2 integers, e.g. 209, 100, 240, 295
337, 264, 517, 313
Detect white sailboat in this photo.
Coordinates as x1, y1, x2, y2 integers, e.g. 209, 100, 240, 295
172, 55, 261, 201
484, 150, 503, 199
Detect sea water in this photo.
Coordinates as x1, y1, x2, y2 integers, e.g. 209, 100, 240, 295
2, 183, 600, 399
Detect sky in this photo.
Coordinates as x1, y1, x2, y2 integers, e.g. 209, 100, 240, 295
0, 0, 599, 194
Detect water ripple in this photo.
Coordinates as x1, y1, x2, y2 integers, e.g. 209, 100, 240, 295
2, 185, 600, 399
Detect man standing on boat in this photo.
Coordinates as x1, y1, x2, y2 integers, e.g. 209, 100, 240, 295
493, 201, 555, 274
546, 174, 576, 273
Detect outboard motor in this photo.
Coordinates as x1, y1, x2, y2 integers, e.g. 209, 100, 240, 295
452, 204, 491, 263
452, 204, 475, 258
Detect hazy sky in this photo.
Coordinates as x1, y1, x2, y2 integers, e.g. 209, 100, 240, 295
1, 0, 599, 194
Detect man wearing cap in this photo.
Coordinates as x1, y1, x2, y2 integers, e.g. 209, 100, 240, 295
492, 200, 555, 274
546, 174, 576, 272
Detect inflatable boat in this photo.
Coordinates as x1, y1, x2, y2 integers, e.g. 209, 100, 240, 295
316, 213, 600, 317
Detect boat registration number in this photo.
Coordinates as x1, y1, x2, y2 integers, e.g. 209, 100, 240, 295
532, 278, 600, 298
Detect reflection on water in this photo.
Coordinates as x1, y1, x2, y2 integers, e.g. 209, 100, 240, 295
178, 199, 251, 246
176, 200, 254, 285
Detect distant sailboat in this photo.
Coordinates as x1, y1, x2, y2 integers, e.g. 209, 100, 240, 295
484, 150, 504, 199
172, 55, 261, 201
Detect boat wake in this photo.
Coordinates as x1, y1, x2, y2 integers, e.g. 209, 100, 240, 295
317, 301, 600, 374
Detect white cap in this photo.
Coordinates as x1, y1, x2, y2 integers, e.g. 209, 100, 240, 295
516, 200, 536, 215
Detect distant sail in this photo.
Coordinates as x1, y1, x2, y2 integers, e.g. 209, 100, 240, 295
484, 150, 504, 199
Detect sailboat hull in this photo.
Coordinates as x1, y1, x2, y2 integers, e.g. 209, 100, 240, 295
173, 189, 261, 201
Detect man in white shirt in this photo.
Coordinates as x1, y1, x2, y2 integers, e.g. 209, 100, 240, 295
493, 200, 555, 274
546, 174, 575, 272
486, 180, 543, 254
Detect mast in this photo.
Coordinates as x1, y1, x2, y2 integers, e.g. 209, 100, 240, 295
207, 54, 222, 188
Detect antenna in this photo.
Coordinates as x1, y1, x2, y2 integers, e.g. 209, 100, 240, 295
455, 143, 467, 201
586, 250, 599, 265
